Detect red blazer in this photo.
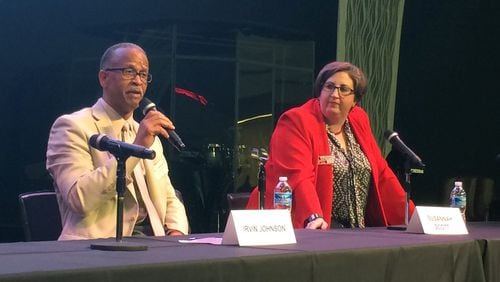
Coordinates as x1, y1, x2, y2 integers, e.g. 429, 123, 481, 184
247, 99, 414, 228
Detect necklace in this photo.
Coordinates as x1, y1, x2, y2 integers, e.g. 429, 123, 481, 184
326, 124, 343, 135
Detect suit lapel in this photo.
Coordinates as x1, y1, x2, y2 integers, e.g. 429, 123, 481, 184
90, 100, 138, 198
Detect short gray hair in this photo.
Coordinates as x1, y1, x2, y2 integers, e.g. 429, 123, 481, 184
99, 42, 146, 69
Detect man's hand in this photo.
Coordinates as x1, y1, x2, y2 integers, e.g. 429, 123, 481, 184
167, 229, 184, 236
135, 111, 175, 148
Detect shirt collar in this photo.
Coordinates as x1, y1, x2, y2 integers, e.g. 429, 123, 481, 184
97, 98, 135, 138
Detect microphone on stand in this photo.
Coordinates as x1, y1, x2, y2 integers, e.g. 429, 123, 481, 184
89, 134, 156, 160
88, 134, 152, 251
384, 129, 424, 231
251, 148, 268, 163
139, 97, 186, 151
384, 130, 425, 168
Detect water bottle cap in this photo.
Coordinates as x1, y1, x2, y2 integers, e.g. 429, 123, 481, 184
454, 181, 463, 186
279, 176, 288, 182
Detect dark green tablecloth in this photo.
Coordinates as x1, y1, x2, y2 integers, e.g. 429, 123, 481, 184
0, 222, 498, 282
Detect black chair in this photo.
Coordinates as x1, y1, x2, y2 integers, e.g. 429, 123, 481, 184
18, 189, 186, 241
226, 192, 251, 211
174, 189, 184, 204
18, 190, 62, 241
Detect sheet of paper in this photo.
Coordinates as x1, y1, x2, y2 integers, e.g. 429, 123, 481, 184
178, 237, 223, 245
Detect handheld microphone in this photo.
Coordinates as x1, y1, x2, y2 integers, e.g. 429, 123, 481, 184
89, 134, 156, 159
139, 97, 186, 150
384, 130, 425, 168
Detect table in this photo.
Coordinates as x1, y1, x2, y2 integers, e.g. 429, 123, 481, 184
0, 222, 498, 282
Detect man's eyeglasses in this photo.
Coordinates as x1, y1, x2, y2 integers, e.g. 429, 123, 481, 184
322, 82, 354, 96
104, 67, 152, 83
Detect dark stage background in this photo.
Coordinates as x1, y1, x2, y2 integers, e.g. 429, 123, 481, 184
0, 0, 498, 242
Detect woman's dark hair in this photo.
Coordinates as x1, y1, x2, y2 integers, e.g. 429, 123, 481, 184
313, 61, 367, 102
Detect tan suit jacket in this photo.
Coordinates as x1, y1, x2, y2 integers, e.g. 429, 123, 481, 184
46, 99, 189, 240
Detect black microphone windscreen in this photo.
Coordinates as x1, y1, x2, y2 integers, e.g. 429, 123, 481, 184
384, 129, 398, 141
138, 97, 186, 150
139, 97, 156, 116
89, 134, 110, 151
89, 134, 101, 149
383, 129, 424, 168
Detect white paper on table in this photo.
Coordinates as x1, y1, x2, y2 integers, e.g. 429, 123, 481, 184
178, 237, 223, 245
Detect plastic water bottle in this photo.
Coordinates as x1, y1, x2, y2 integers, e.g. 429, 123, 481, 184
450, 181, 466, 221
274, 176, 292, 210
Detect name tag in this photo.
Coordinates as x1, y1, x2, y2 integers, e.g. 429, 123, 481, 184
318, 155, 334, 165
407, 206, 468, 235
222, 210, 296, 246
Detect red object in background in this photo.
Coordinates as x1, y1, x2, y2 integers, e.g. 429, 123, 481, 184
175, 87, 208, 106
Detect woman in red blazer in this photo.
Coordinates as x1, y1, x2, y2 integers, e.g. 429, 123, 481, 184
247, 61, 413, 229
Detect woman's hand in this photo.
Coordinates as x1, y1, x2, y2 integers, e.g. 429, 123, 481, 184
305, 217, 328, 229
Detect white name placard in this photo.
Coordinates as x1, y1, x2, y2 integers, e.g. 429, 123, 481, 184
407, 206, 468, 235
222, 209, 297, 246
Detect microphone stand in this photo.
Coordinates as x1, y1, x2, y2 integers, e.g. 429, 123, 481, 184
90, 154, 147, 251
251, 148, 268, 209
258, 160, 265, 210
388, 159, 424, 230
402, 159, 412, 228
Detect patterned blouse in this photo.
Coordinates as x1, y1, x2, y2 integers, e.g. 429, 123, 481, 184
326, 121, 372, 228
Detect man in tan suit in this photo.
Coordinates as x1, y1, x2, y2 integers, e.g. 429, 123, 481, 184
46, 42, 189, 240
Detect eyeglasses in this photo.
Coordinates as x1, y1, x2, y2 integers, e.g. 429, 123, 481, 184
322, 82, 354, 96
104, 67, 152, 83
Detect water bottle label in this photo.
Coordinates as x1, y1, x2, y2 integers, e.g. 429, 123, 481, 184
451, 196, 466, 208
274, 191, 292, 209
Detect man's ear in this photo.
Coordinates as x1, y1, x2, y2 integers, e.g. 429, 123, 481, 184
98, 70, 107, 88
